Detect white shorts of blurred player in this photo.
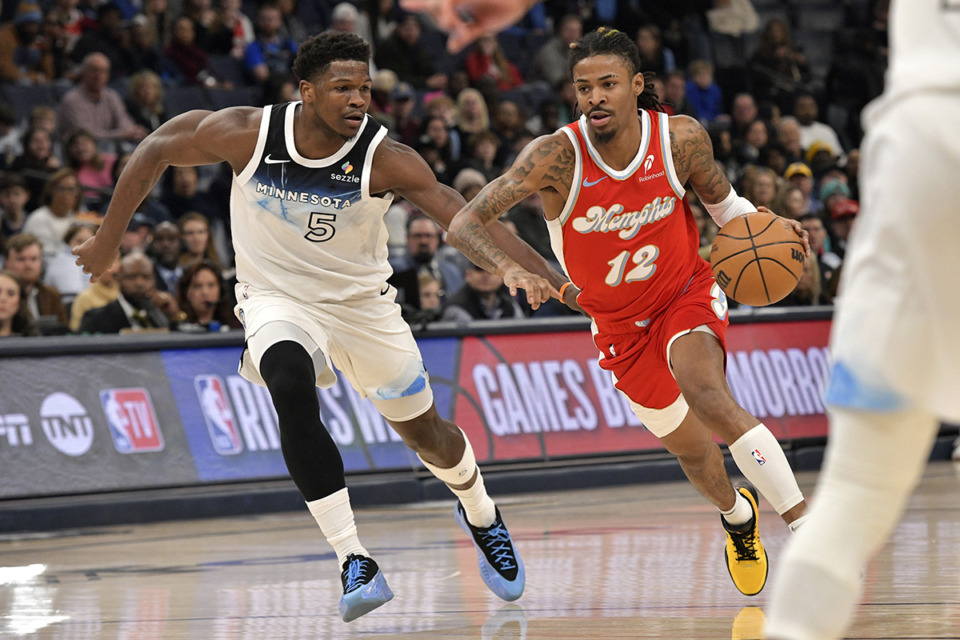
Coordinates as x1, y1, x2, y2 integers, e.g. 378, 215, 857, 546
234, 285, 434, 422
825, 92, 960, 423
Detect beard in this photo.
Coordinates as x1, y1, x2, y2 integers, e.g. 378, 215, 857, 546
594, 127, 616, 144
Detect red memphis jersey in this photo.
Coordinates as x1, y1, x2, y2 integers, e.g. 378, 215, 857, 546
547, 110, 705, 332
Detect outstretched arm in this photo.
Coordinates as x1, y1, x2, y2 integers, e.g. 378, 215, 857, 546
74, 108, 260, 278
374, 138, 568, 309
670, 115, 810, 255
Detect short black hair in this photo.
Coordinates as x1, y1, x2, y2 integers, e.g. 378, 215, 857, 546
568, 27, 663, 113
292, 32, 371, 84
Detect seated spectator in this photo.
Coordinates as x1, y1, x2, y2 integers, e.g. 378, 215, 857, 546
758, 141, 789, 178
691, 201, 719, 259
734, 119, 771, 166
455, 88, 490, 138
244, 4, 298, 87
390, 82, 421, 147
159, 165, 228, 228
686, 60, 724, 124
126, 13, 178, 80
749, 18, 811, 113
65, 129, 116, 211
10, 128, 61, 211
23, 168, 82, 259
451, 167, 487, 203
69, 251, 120, 331
528, 14, 581, 87
207, 0, 255, 59
142, 0, 173, 48
730, 93, 759, 140
465, 33, 523, 91
57, 53, 148, 144
166, 15, 230, 87
525, 100, 560, 138
175, 259, 241, 331
419, 115, 461, 171
773, 254, 829, 307
794, 93, 846, 160
180, 0, 219, 50
784, 161, 815, 210
0, 105, 22, 171
125, 70, 168, 134
799, 212, 841, 290
277, 0, 309, 45
742, 165, 778, 210
776, 115, 804, 164
0, 173, 31, 243
0, 0, 53, 84
147, 221, 183, 293
3, 233, 68, 330
390, 215, 464, 304
70, 2, 132, 78
805, 140, 840, 178
636, 24, 676, 78
490, 100, 525, 163
122, 212, 155, 255
327, 2, 372, 46
819, 179, 851, 221
374, 13, 446, 91
178, 211, 224, 271
771, 183, 808, 220
441, 263, 525, 322
505, 191, 552, 263
829, 197, 859, 258
463, 130, 501, 183
78, 251, 183, 333
418, 272, 443, 318
662, 70, 696, 118
0, 270, 38, 337
43, 221, 97, 307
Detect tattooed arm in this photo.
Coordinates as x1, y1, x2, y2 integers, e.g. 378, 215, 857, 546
447, 131, 580, 308
73, 108, 260, 278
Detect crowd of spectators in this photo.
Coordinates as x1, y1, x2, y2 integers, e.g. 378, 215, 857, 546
0, 0, 889, 337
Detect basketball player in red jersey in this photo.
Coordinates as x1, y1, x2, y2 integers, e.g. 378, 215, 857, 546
447, 28, 811, 597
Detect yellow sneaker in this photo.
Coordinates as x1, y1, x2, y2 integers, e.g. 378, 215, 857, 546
722, 482, 768, 596
731, 606, 766, 640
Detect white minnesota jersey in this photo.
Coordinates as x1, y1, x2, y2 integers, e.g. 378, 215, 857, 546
886, 0, 960, 97
231, 104, 394, 303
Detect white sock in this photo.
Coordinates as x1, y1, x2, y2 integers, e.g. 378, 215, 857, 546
787, 513, 809, 533
418, 428, 497, 528
720, 490, 754, 526
729, 424, 804, 515
306, 488, 368, 567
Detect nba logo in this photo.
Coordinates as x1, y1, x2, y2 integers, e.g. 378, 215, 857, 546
194, 375, 243, 455
99, 388, 164, 453
751, 448, 767, 466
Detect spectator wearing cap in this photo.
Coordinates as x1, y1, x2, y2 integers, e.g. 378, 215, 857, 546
122, 212, 154, 255
784, 161, 815, 211
829, 197, 859, 258
805, 140, 839, 177
3, 233, 68, 330
390, 81, 420, 147
819, 179, 851, 220
58, 53, 148, 144
23, 168, 82, 259
793, 93, 845, 161
0, 0, 52, 84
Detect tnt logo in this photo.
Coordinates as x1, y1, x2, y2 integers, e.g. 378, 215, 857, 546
100, 389, 164, 453
194, 375, 243, 455
40, 393, 94, 456
751, 448, 767, 465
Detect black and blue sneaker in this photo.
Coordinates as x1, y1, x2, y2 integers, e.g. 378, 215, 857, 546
338, 554, 394, 622
455, 501, 525, 601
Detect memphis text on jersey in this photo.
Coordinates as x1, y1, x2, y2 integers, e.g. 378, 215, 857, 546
572, 196, 678, 240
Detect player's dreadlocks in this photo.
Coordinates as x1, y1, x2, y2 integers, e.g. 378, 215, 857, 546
292, 32, 371, 83
568, 27, 665, 113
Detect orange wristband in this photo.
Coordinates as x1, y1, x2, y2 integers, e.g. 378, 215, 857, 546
559, 281, 574, 299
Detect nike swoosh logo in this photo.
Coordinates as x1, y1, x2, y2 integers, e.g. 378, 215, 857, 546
264, 155, 290, 164
380, 285, 390, 295
582, 176, 607, 187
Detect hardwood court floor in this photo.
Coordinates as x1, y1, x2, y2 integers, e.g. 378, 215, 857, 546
2, 463, 959, 639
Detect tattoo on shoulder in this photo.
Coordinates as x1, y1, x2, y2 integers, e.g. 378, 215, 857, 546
670, 120, 728, 202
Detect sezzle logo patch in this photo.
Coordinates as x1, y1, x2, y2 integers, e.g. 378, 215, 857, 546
341, 161, 354, 174
40, 392, 94, 456
195, 375, 243, 455
100, 388, 164, 453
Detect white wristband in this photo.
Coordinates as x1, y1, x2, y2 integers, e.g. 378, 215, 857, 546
702, 187, 756, 227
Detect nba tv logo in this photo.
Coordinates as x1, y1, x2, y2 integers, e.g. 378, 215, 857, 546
195, 375, 243, 455
99, 389, 164, 453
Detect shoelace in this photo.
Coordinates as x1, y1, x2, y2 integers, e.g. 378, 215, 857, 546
730, 528, 759, 562
480, 524, 517, 571
343, 557, 370, 592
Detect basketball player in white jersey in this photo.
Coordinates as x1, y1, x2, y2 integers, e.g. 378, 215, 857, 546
74, 32, 576, 623
765, 1, 960, 637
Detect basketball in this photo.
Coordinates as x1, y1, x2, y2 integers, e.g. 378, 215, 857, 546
710, 211, 805, 306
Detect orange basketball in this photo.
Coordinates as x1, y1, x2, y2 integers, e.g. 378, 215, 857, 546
710, 211, 805, 306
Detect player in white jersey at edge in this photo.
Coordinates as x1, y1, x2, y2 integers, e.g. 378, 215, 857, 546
765, 0, 960, 637
74, 31, 575, 623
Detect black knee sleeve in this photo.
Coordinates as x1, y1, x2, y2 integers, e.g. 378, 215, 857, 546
259, 340, 345, 501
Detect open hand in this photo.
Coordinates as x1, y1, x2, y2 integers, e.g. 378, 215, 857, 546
399, 0, 537, 52
757, 205, 811, 258
502, 266, 551, 310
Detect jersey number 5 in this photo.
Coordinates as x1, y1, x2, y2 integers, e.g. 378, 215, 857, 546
605, 245, 659, 286
305, 212, 337, 242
